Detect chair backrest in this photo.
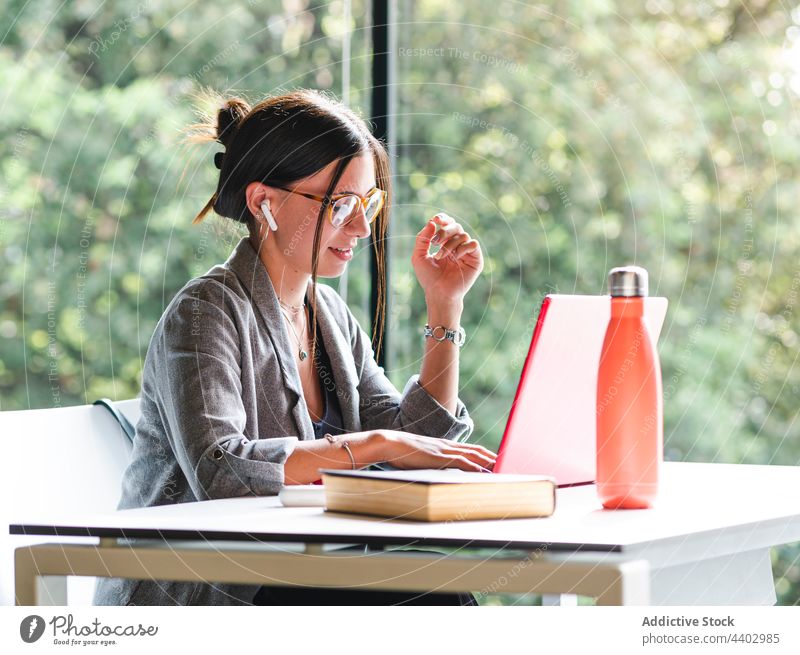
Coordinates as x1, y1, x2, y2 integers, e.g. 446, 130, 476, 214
0, 398, 139, 606
93, 397, 141, 443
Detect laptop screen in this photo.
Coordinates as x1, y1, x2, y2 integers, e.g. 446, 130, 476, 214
494, 294, 669, 486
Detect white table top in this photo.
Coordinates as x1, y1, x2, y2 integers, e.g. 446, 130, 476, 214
10, 462, 800, 567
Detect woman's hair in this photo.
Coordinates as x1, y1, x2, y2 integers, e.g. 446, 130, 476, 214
181, 87, 391, 362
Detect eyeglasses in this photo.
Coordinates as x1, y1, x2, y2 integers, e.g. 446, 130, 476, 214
271, 184, 386, 228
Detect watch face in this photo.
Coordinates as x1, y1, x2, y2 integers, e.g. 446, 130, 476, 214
424, 324, 464, 345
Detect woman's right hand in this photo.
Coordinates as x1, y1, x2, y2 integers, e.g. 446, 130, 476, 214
284, 429, 497, 484
374, 430, 497, 472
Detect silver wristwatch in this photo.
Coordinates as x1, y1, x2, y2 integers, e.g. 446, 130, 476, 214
423, 323, 466, 347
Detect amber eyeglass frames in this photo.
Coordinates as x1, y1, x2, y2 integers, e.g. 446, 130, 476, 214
271, 184, 386, 228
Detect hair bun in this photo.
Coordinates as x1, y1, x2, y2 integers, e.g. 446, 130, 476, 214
216, 97, 251, 149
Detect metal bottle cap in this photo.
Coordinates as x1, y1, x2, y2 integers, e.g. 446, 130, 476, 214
608, 266, 648, 297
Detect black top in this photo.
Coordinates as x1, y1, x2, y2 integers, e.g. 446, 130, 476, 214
307, 300, 345, 439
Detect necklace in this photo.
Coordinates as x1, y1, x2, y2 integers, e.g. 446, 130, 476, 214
279, 305, 309, 360
278, 297, 306, 314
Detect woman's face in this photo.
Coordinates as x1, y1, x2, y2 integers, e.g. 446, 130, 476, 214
266, 153, 377, 278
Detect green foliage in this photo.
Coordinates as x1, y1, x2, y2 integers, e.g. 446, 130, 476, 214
1, 0, 797, 604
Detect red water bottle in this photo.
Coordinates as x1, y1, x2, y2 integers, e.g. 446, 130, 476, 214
596, 266, 662, 509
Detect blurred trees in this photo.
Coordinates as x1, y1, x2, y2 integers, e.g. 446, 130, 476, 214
1, 0, 797, 604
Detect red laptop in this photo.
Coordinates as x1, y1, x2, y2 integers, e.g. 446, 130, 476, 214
493, 294, 668, 486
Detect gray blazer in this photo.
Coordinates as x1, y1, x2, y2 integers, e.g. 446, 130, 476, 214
93, 235, 474, 605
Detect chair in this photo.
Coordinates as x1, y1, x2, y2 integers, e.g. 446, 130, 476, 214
1, 398, 140, 605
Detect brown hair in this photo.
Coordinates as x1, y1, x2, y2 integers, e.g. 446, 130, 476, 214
181, 87, 391, 362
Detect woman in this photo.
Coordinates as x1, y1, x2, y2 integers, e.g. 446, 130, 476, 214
93, 88, 494, 606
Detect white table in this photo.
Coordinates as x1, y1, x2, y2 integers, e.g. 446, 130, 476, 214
11, 462, 800, 606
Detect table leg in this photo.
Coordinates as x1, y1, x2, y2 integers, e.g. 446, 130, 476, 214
15, 547, 68, 605
541, 593, 579, 606
649, 548, 776, 605
14, 546, 37, 606
38, 576, 68, 605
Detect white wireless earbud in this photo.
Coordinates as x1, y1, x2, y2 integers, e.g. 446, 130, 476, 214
260, 201, 278, 232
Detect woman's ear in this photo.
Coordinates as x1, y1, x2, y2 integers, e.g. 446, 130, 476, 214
245, 181, 276, 223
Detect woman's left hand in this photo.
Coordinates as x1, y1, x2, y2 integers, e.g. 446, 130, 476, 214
411, 213, 483, 303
